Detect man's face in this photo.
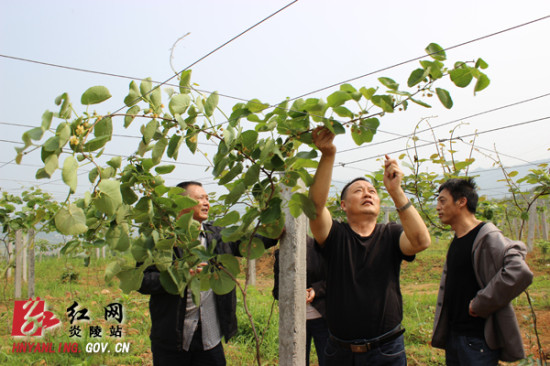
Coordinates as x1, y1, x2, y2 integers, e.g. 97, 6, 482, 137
341, 180, 380, 218
436, 189, 462, 225
180, 184, 210, 223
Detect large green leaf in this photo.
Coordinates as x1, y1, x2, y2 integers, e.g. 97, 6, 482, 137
62, 155, 78, 193
152, 138, 168, 165
117, 268, 144, 294
246, 98, 269, 113
124, 81, 141, 107
124, 105, 140, 127
94, 117, 113, 139
204, 91, 219, 117
94, 180, 123, 216
371, 95, 394, 113
239, 237, 265, 260
260, 197, 282, 224
217, 254, 240, 276
378, 77, 399, 91
436, 88, 453, 109
81, 86, 112, 105
425, 43, 446, 61
474, 74, 490, 94
327, 91, 351, 107
44, 154, 58, 177
209, 269, 236, 295
106, 224, 130, 251
449, 66, 473, 88
55, 204, 88, 235
213, 211, 240, 227
169, 94, 191, 115
167, 134, 183, 159
243, 163, 260, 187
218, 164, 243, 185
407, 68, 427, 87
179, 70, 192, 94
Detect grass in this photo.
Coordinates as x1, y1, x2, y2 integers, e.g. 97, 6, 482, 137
0, 236, 548, 365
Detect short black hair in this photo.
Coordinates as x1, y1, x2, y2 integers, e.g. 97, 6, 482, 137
340, 177, 370, 202
438, 177, 478, 214
176, 181, 203, 191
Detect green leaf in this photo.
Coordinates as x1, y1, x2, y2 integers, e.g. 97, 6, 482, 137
239, 237, 265, 260
449, 66, 473, 88
169, 94, 191, 115
179, 70, 192, 94
106, 224, 130, 251
55, 204, 88, 235
332, 106, 354, 118
260, 197, 282, 224
243, 163, 260, 187
117, 268, 144, 294
209, 269, 235, 295
140, 78, 153, 99
44, 154, 58, 177
246, 99, 269, 113
107, 156, 122, 169
378, 77, 399, 91
240, 130, 258, 148
359, 87, 376, 100
121, 183, 138, 205
62, 156, 78, 193
218, 163, 243, 185
124, 81, 141, 107
217, 254, 240, 276
435, 88, 453, 109
297, 193, 317, 219
81, 86, 112, 105
475, 58, 489, 69
213, 211, 240, 227
327, 91, 351, 107
26, 127, 45, 141
83, 136, 110, 152
94, 117, 113, 139
155, 164, 175, 174
371, 95, 394, 113
41, 111, 53, 130
407, 68, 426, 87
124, 105, 140, 127
142, 119, 159, 144
474, 74, 490, 94
204, 91, 219, 117
94, 179, 123, 216
156, 237, 175, 250
152, 138, 168, 165
150, 87, 162, 109
167, 134, 183, 159
410, 98, 432, 108
159, 270, 179, 295
225, 181, 246, 205
425, 43, 446, 61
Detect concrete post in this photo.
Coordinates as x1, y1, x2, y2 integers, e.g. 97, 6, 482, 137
279, 186, 307, 366
7, 241, 13, 278
28, 230, 35, 298
23, 234, 28, 283
246, 259, 256, 286
542, 201, 549, 241
14, 230, 23, 299
527, 201, 537, 251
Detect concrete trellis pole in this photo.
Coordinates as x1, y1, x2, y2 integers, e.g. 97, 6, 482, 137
527, 201, 537, 251
7, 241, 13, 278
246, 259, 256, 286
27, 230, 35, 298
14, 230, 23, 299
542, 201, 549, 241
278, 186, 307, 366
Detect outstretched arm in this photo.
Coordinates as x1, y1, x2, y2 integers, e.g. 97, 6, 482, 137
383, 154, 431, 256
309, 127, 336, 246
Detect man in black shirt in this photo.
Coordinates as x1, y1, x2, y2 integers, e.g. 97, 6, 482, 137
309, 127, 431, 366
432, 178, 533, 365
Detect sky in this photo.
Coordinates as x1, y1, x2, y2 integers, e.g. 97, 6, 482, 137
1, 0, 550, 203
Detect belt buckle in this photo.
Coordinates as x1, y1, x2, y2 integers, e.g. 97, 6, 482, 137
349, 343, 370, 353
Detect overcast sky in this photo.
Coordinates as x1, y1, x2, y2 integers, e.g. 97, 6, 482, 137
1, 0, 549, 203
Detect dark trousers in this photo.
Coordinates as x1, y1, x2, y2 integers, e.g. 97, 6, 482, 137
151, 327, 226, 366
306, 317, 330, 366
445, 331, 500, 366
324, 334, 406, 366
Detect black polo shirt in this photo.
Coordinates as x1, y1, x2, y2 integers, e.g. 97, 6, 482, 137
318, 220, 413, 340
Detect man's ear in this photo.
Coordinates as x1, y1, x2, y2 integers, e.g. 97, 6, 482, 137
340, 200, 347, 212
457, 197, 468, 209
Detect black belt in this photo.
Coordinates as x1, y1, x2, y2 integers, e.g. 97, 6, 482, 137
330, 325, 405, 353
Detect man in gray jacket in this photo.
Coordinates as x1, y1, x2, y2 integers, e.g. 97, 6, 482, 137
431, 177, 533, 365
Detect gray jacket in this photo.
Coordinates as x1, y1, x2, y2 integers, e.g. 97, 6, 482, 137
431, 222, 533, 362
